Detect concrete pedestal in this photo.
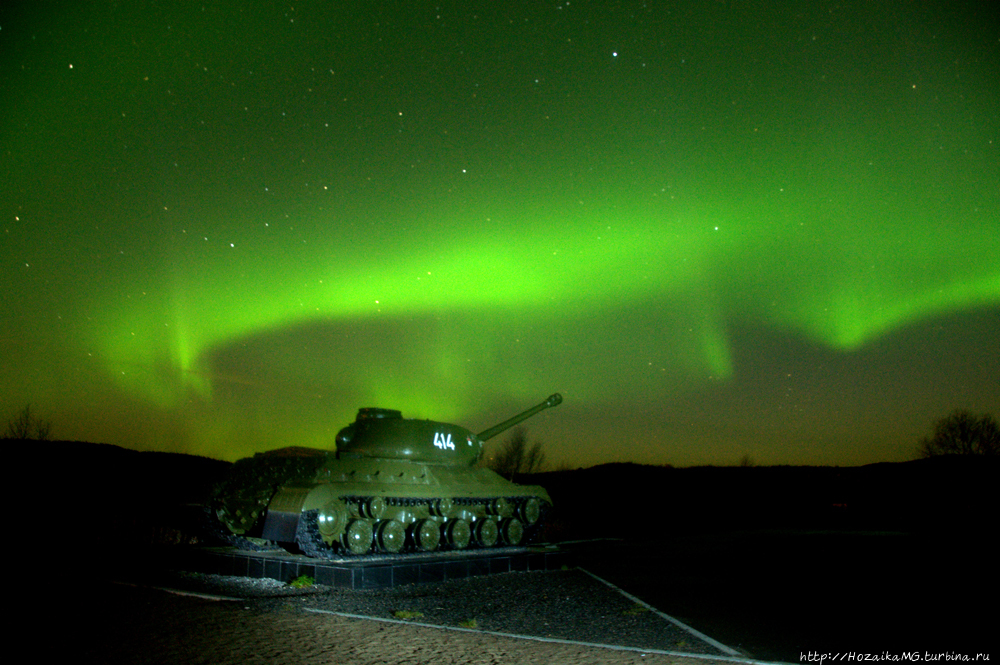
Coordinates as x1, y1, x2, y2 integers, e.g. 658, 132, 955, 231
181, 545, 567, 589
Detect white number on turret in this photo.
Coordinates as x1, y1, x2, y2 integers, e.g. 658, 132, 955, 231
433, 432, 455, 451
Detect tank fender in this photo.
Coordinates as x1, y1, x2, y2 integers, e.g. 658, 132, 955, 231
261, 484, 338, 543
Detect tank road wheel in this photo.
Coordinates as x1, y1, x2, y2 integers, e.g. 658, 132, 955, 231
342, 519, 374, 555
375, 520, 406, 554
472, 518, 498, 547
444, 519, 471, 550
516, 497, 542, 526
411, 519, 441, 552
316, 499, 348, 543
499, 518, 524, 545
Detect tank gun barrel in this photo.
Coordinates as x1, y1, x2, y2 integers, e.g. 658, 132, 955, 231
476, 393, 562, 441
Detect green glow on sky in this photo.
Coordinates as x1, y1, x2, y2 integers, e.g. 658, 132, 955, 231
92, 188, 998, 417
2, 1, 997, 465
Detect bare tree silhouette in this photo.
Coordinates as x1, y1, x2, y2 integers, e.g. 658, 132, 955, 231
918, 409, 999, 458
5, 404, 52, 441
485, 426, 546, 479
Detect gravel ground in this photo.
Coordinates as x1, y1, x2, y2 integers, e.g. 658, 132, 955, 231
62, 567, 749, 665
302, 569, 732, 656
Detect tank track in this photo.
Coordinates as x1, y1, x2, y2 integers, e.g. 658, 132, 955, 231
293, 495, 549, 558
294, 509, 338, 558
200, 505, 284, 552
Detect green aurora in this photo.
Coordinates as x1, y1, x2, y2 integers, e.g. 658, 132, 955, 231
2, 2, 997, 466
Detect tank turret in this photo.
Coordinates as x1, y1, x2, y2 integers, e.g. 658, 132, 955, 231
335, 393, 563, 465
208, 393, 564, 557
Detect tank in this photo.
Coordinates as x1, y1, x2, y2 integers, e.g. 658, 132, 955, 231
207, 393, 563, 557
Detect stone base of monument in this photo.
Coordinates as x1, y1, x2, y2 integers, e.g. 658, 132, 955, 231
177, 544, 568, 589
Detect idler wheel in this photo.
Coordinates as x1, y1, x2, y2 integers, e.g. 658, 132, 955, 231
473, 518, 498, 547
375, 519, 406, 554
361, 497, 386, 519
218, 504, 259, 534
444, 519, 471, 550
499, 518, 524, 545
516, 497, 541, 525
316, 499, 348, 541
342, 519, 374, 555
411, 519, 441, 552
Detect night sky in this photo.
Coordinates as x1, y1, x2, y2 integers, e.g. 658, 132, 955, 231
2, 2, 997, 468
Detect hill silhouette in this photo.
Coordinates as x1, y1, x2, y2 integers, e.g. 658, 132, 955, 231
17, 441, 997, 551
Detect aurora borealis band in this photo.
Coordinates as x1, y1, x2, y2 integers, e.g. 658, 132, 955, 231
2, 1, 997, 467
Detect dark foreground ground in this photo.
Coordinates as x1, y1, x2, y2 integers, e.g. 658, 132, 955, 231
21, 443, 998, 663
51, 530, 994, 665
62, 565, 738, 665
55, 577, 707, 665
574, 532, 995, 662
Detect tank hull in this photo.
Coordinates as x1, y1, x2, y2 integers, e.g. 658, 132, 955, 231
209, 447, 552, 557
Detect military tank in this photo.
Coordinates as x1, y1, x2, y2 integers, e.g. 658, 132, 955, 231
208, 393, 562, 557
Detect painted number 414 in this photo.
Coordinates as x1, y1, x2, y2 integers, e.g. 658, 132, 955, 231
434, 432, 455, 450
